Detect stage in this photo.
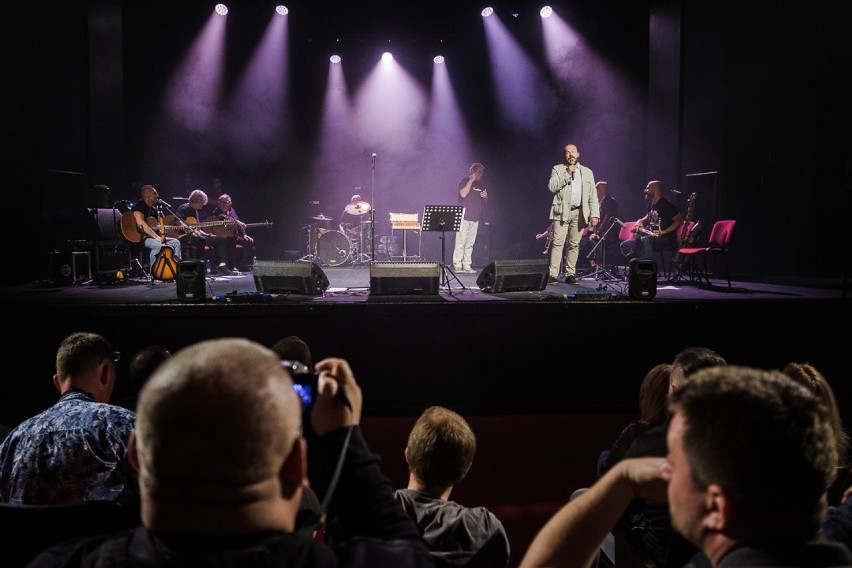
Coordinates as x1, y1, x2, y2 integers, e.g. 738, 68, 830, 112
3, 262, 846, 422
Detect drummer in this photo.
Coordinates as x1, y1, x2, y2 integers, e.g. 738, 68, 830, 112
339, 193, 371, 236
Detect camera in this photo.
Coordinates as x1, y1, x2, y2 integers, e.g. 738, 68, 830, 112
281, 359, 320, 407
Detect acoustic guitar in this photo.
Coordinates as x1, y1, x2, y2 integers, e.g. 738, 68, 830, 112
119, 212, 191, 244
149, 216, 178, 281
173, 216, 239, 239
203, 217, 274, 237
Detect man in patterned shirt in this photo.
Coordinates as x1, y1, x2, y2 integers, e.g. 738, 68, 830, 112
0, 332, 138, 505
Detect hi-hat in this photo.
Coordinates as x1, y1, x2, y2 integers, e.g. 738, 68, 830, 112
344, 201, 371, 215
311, 214, 333, 221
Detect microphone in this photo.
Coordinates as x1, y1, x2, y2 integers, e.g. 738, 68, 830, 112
613, 217, 627, 229
157, 199, 172, 208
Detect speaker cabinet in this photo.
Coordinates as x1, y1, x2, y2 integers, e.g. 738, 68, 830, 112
253, 260, 329, 295
628, 258, 657, 300
476, 258, 549, 293
369, 262, 440, 295
176, 260, 206, 302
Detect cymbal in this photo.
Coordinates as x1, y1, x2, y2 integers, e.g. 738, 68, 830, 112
344, 201, 371, 215
312, 214, 333, 221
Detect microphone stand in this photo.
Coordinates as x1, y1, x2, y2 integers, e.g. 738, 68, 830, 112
370, 154, 376, 262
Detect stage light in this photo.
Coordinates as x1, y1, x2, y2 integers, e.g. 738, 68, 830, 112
540, 6, 553, 18
433, 55, 445, 64
275, 5, 288, 15
214, 3, 228, 16
330, 54, 341, 63
381, 52, 393, 62
481, 7, 494, 17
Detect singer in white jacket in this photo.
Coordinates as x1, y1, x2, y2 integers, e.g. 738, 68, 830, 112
547, 144, 599, 284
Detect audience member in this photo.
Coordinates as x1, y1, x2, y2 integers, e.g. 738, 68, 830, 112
520, 366, 852, 568
395, 406, 510, 568
783, 361, 851, 508
616, 347, 726, 567
824, 489, 852, 551
116, 345, 172, 411
27, 338, 433, 567
782, 362, 849, 467
270, 334, 324, 535
597, 362, 672, 478
0, 332, 138, 506
272, 335, 314, 368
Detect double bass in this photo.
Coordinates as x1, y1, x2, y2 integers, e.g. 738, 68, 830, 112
671, 192, 697, 270
150, 215, 179, 281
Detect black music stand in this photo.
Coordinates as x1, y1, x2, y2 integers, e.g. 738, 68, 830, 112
580, 221, 619, 282
422, 205, 465, 294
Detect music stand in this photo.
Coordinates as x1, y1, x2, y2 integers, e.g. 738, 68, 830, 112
422, 205, 465, 294
580, 221, 619, 283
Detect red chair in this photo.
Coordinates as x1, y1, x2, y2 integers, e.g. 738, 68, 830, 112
674, 219, 736, 287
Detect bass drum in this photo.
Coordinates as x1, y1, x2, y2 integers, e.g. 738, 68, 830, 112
317, 230, 352, 267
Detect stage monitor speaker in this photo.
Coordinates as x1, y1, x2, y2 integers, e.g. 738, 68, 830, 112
476, 258, 549, 293
370, 262, 440, 295
176, 260, 206, 302
628, 258, 657, 300
253, 260, 329, 295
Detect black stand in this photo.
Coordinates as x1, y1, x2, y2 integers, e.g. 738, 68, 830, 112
422, 205, 465, 294
581, 221, 619, 282
369, 153, 377, 262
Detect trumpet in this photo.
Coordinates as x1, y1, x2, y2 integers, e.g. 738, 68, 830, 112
535, 223, 554, 254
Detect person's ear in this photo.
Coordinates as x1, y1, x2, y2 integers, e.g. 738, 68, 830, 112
128, 432, 141, 472
703, 483, 727, 531
279, 437, 308, 499
52, 373, 62, 393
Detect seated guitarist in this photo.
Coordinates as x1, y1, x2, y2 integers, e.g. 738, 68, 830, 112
208, 193, 254, 275
177, 189, 218, 262
132, 185, 182, 272
619, 180, 683, 262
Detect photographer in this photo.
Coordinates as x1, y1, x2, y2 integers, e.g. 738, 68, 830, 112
28, 338, 434, 568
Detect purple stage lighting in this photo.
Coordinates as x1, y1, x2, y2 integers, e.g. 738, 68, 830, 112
481, 7, 494, 17
275, 5, 288, 16
540, 6, 553, 18
330, 54, 341, 63
433, 55, 445, 64
214, 4, 228, 16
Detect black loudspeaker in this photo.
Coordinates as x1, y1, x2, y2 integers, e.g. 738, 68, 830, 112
370, 262, 440, 295
176, 260, 206, 302
253, 260, 329, 295
628, 258, 657, 300
476, 258, 549, 293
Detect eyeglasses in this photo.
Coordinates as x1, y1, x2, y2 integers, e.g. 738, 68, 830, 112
111, 352, 121, 362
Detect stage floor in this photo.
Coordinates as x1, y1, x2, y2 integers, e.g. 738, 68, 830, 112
1, 263, 845, 305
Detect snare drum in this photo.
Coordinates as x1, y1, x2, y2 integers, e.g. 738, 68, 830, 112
316, 230, 353, 266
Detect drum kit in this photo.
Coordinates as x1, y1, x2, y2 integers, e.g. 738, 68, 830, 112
302, 201, 373, 267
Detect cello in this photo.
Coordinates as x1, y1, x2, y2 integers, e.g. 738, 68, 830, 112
150, 214, 178, 281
